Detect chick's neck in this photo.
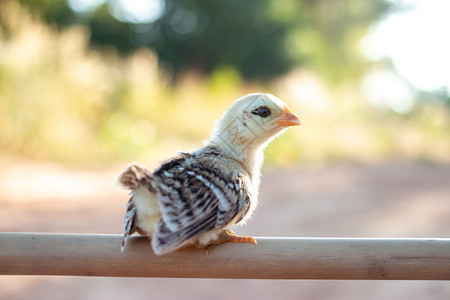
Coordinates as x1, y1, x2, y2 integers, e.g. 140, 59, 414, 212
207, 137, 265, 186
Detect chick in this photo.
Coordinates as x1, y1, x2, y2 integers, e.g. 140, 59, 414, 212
118, 93, 301, 255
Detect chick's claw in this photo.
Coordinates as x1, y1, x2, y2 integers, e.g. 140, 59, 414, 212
204, 229, 257, 256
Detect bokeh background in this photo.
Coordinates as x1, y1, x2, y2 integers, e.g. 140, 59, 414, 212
1, 0, 449, 299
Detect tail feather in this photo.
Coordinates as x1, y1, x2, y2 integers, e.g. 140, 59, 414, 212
117, 162, 155, 192
119, 163, 156, 252
121, 198, 137, 252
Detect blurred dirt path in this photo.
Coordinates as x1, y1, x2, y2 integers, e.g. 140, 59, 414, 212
1, 161, 449, 299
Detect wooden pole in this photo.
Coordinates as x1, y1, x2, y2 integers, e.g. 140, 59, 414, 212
1, 233, 449, 280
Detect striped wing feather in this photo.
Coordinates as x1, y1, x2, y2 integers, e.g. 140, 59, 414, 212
151, 159, 249, 255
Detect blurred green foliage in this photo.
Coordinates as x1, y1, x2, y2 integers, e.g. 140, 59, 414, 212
17, 0, 392, 82
1, 0, 449, 166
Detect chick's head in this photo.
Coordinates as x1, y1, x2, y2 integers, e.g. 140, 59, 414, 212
209, 93, 301, 157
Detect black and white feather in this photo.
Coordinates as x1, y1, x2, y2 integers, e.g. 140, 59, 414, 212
118, 93, 300, 255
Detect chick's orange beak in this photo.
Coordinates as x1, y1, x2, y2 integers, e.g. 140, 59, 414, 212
272, 106, 301, 127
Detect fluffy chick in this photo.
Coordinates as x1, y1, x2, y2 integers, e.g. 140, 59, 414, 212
118, 93, 301, 255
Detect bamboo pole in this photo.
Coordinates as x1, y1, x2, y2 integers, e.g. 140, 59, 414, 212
1, 233, 449, 280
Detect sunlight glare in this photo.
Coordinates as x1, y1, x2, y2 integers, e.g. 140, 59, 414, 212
111, 0, 164, 24
68, 0, 105, 14
362, 0, 450, 92
361, 69, 415, 114
69, 0, 164, 23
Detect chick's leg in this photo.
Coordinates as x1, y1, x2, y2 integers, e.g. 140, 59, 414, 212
205, 229, 257, 255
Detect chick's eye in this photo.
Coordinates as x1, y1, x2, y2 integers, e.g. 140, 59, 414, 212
252, 106, 271, 118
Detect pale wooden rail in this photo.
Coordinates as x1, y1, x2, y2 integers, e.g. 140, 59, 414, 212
1, 233, 449, 280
